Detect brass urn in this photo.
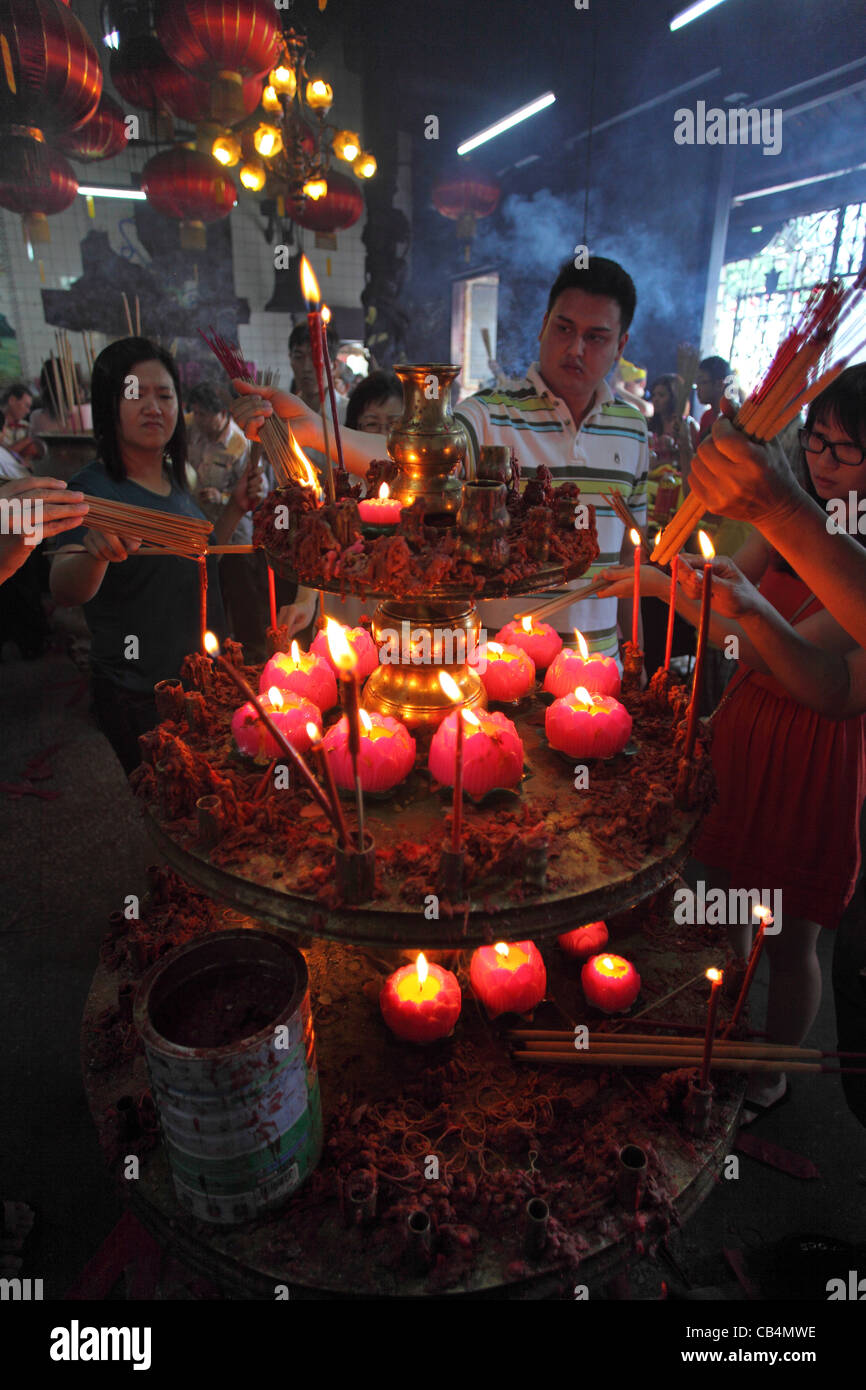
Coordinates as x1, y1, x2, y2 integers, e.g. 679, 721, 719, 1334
387, 364, 467, 516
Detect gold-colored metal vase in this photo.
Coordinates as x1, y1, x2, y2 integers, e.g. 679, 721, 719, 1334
387, 364, 467, 516
363, 599, 486, 733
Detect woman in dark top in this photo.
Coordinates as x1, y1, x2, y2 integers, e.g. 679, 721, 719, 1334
51, 338, 262, 774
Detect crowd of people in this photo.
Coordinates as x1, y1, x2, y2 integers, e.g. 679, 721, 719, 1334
1, 255, 865, 1137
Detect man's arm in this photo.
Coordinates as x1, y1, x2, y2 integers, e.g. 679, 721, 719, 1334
689, 412, 866, 649
230, 382, 383, 480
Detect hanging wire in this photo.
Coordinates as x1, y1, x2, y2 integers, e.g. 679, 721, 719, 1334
582, 18, 599, 247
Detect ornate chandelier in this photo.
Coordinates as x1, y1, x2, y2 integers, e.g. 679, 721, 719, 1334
210, 27, 376, 206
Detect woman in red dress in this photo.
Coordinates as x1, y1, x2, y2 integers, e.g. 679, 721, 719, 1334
599, 365, 866, 1122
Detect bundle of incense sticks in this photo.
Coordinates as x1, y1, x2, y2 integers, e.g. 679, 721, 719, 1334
81, 496, 212, 555
199, 328, 306, 488
653, 271, 866, 564
508, 1029, 866, 1075
50, 331, 85, 432
604, 489, 651, 553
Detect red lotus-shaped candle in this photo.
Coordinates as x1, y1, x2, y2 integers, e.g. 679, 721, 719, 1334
543, 629, 620, 698
428, 707, 524, 796
496, 615, 562, 670
545, 685, 632, 759
473, 641, 536, 702
581, 953, 641, 1014
380, 953, 462, 1043
231, 686, 321, 761
469, 940, 547, 1018
557, 920, 609, 961
358, 481, 403, 526
310, 623, 379, 680
260, 640, 338, 712
322, 709, 416, 792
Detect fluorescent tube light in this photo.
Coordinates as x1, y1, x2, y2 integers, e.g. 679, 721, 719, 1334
457, 92, 555, 156
670, 0, 728, 33
732, 163, 866, 204
77, 187, 147, 200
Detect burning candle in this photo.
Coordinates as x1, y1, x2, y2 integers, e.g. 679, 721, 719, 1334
261, 639, 338, 712
198, 555, 208, 653
320, 303, 346, 476
299, 254, 335, 502
474, 641, 536, 703
469, 940, 547, 1019
496, 615, 562, 670
429, 700, 525, 798
677, 530, 715, 794
437, 671, 466, 850
322, 709, 415, 792
724, 905, 770, 1038
327, 617, 365, 850
630, 527, 641, 647
663, 549, 679, 673
311, 623, 379, 679
379, 953, 462, 1044
557, 920, 609, 961
545, 686, 632, 759
543, 629, 620, 699
581, 953, 641, 1014
306, 720, 351, 849
231, 686, 321, 760
358, 482, 403, 528
699, 967, 724, 1088
267, 565, 278, 631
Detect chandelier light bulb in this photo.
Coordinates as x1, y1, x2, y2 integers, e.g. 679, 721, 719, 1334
302, 176, 328, 201
254, 123, 283, 158
353, 151, 377, 179
261, 84, 281, 113
212, 133, 241, 167
333, 129, 361, 163
305, 79, 333, 112
270, 65, 297, 98
239, 159, 267, 192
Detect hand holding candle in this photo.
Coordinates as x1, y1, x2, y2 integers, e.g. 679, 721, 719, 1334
380, 953, 462, 1043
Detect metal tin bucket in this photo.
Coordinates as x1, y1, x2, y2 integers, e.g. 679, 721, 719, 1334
134, 929, 322, 1225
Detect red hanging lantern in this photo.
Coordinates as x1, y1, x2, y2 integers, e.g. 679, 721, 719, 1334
0, 0, 102, 136
155, 0, 281, 123
109, 36, 190, 140
0, 132, 77, 244
289, 170, 363, 233
142, 145, 237, 250
432, 166, 500, 261
56, 94, 129, 163
163, 73, 263, 125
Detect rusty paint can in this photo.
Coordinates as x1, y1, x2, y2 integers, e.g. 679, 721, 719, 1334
134, 929, 322, 1225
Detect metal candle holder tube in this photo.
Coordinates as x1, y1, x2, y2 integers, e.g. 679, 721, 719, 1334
616, 1143, 648, 1211
683, 1076, 714, 1136
523, 1196, 550, 1259
439, 847, 465, 901
334, 831, 376, 903
196, 794, 224, 848
185, 690, 208, 733
340, 1168, 377, 1227
407, 1209, 432, 1271
154, 678, 185, 721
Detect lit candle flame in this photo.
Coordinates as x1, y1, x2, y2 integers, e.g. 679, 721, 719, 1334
378, 482, 390, 501
299, 254, 320, 306
204, 631, 219, 655
601, 956, 614, 970
698, 529, 715, 561
290, 639, 301, 663
521, 615, 533, 634
630, 528, 641, 547
359, 709, 373, 732
438, 670, 461, 702
706, 967, 723, 983
463, 708, 481, 727
753, 904, 773, 924
487, 641, 504, 655
326, 617, 356, 671
267, 687, 283, 709
321, 304, 331, 325
494, 942, 509, 958
416, 952, 428, 987
574, 685, 593, 704
574, 629, 589, 660
305, 721, 321, 742
287, 425, 320, 492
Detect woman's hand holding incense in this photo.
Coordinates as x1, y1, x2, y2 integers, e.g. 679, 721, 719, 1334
596, 563, 671, 601
81, 527, 142, 563
689, 406, 801, 526
230, 380, 318, 447
678, 554, 765, 621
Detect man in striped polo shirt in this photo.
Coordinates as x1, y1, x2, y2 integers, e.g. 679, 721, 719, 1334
456, 256, 648, 665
